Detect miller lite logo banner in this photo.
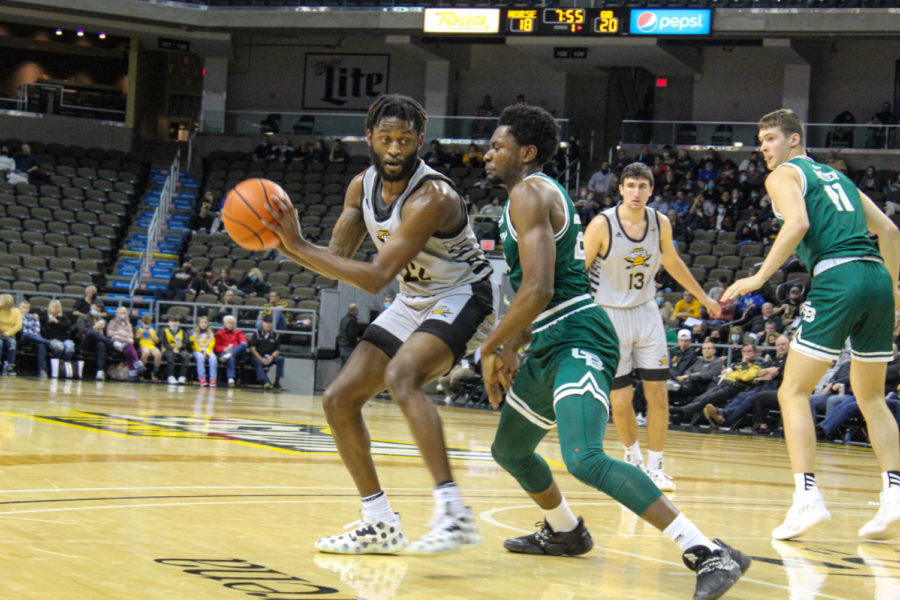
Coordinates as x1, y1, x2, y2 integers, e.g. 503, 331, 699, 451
303, 53, 390, 111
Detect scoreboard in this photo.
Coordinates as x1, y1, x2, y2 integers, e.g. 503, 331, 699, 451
423, 8, 711, 37
506, 9, 627, 36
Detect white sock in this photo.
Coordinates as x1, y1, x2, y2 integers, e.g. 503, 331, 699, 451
361, 490, 396, 523
543, 498, 579, 533
434, 481, 465, 513
664, 513, 718, 552
794, 472, 820, 495
648, 450, 664, 472
50, 358, 59, 378
623, 441, 643, 467
884, 471, 900, 493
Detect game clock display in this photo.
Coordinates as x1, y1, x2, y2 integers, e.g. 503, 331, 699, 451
506, 8, 627, 36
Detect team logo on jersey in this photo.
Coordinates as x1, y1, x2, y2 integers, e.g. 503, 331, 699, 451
659, 357, 669, 366
625, 247, 653, 269
800, 301, 817, 323
376, 229, 391, 243
431, 305, 453, 316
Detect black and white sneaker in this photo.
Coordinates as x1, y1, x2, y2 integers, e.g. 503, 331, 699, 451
503, 517, 593, 556
315, 513, 408, 554
682, 539, 751, 600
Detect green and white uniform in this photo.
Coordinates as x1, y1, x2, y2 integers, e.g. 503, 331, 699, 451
776, 156, 893, 362
491, 172, 662, 516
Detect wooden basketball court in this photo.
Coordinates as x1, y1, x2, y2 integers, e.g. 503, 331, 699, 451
0, 377, 895, 599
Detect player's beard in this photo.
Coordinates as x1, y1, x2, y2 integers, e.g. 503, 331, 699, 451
371, 148, 418, 182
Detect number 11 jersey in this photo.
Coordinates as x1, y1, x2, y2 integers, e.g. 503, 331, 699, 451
589, 206, 662, 309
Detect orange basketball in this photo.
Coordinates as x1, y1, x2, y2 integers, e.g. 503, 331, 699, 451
222, 178, 286, 251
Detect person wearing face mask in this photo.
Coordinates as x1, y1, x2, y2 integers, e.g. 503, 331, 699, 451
238, 267, 268, 297
108, 308, 144, 381
155, 261, 195, 303
671, 344, 763, 426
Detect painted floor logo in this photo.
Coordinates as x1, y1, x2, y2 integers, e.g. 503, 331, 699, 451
35, 412, 495, 461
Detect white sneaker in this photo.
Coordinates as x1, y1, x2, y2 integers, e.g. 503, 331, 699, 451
315, 513, 408, 555
167, 375, 177, 384
177, 376, 187, 384
859, 491, 900, 540
112, 341, 125, 352
405, 505, 481, 556
635, 413, 647, 427
95, 370, 105, 382
772, 492, 831, 540
646, 468, 676, 492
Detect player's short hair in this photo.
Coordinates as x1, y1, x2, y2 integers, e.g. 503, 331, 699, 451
620, 162, 654, 187
758, 109, 805, 146
366, 95, 428, 135
497, 104, 559, 166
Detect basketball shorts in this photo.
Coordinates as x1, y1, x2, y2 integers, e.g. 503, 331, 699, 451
601, 299, 670, 387
505, 297, 619, 429
361, 278, 498, 362
792, 259, 894, 363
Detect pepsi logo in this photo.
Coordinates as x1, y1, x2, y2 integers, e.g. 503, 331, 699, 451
636, 11, 657, 32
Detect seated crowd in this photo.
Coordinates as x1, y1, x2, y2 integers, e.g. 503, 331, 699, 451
0, 288, 289, 390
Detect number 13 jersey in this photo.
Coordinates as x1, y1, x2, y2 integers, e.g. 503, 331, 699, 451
589, 206, 662, 309
361, 159, 491, 297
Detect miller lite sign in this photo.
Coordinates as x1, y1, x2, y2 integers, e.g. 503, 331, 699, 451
303, 53, 390, 111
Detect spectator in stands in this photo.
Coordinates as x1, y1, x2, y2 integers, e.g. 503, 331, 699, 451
132, 314, 160, 381
635, 145, 654, 166
13, 143, 41, 182
611, 148, 630, 174
108, 307, 144, 382
250, 314, 284, 390
328, 139, 349, 163
667, 209, 691, 246
308, 139, 328, 164
809, 359, 852, 422
738, 151, 760, 172
190, 316, 217, 388
215, 315, 248, 388
659, 170, 679, 197
472, 95, 498, 138
574, 188, 600, 225
188, 205, 216, 234
462, 143, 484, 169
673, 149, 695, 175
256, 290, 288, 331
17, 300, 50, 378
75, 302, 110, 380
824, 150, 849, 174
273, 137, 294, 164
735, 222, 761, 248
672, 343, 762, 426
697, 160, 718, 184
479, 196, 504, 220
160, 315, 191, 384
337, 303, 359, 365
666, 329, 698, 391
252, 135, 273, 162
672, 340, 724, 402
857, 166, 882, 194
423, 140, 446, 171
705, 335, 789, 430
651, 155, 670, 181
44, 299, 75, 379
436, 354, 477, 404
758, 320, 780, 347
603, 176, 622, 206
587, 161, 614, 196
686, 197, 709, 231
199, 190, 217, 213
238, 267, 268, 297
671, 191, 691, 218
191, 268, 217, 296
445, 144, 463, 168
212, 289, 239, 322
155, 260, 195, 303
774, 285, 804, 325
875, 101, 897, 146
746, 302, 783, 335
73, 285, 101, 318
712, 203, 733, 232
648, 194, 669, 215
0, 294, 21, 377
886, 172, 900, 197
673, 290, 701, 323
0, 145, 14, 179
214, 268, 239, 298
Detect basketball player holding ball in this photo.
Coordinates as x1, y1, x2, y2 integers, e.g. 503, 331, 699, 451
262, 94, 498, 556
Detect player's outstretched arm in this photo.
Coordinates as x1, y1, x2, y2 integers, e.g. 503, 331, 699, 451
582, 213, 609, 271
858, 190, 900, 309
265, 179, 455, 294
723, 167, 809, 301
658, 213, 720, 318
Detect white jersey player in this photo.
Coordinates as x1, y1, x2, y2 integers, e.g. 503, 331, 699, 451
584, 162, 720, 491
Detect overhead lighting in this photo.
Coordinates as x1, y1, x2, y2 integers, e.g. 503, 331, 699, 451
76, 29, 84, 37
55, 28, 62, 36
98, 32, 106, 39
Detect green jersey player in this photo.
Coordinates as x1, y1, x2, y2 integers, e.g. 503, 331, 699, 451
724, 109, 900, 540
480, 104, 749, 600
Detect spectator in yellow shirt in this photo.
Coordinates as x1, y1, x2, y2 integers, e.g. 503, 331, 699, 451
0, 293, 22, 376
673, 290, 702, 322
190, 316, 218, 388
134, 314, 162, 381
